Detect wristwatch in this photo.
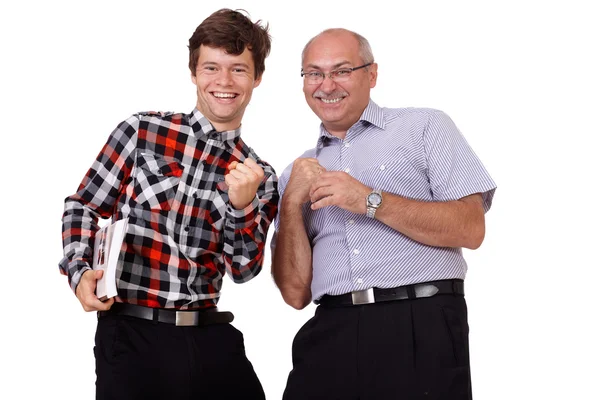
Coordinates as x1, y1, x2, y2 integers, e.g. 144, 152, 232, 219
366, 189, 383, 218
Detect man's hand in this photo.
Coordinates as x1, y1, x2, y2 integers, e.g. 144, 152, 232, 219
284, 158, 325, 205
225, 158, 265, 210
76, 269, 114, 312
309, 171, 371, 214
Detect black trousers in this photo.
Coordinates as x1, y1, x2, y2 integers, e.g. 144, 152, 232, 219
283, 294, 472, 400
94, 314, 265, 400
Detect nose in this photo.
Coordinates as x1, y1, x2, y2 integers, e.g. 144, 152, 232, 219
319, 74, 337, 92
216, 69, 234, 86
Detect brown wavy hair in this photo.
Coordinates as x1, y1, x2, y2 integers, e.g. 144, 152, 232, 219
188, 9, 271, 79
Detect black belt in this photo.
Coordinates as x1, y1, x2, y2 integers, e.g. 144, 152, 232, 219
98, 303, 234, 327
317, 279, 464, 307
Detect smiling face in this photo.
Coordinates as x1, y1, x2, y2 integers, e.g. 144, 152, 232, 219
191, 45, 261, 132
302, 31, 377, 138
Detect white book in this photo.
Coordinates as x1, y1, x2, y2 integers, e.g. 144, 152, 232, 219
92, 218, 128, 301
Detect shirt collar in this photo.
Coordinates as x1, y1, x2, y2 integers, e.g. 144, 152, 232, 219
316, 99, 386, 148
189, 108, 241, 147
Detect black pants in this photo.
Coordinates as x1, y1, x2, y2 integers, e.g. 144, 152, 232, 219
283, 294, 472, 400
94, 314, 265, 400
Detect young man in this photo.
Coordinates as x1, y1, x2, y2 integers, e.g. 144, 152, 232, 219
59, 9, 278, 399
272, 28, 496, 399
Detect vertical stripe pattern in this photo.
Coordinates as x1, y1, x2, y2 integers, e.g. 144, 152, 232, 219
274, 100, 496, 301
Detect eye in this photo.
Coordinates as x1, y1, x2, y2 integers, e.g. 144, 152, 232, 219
203, 66, 218, 73
232, 68, 248, 73
306, 71, 323, 78
333, 69, 352, 77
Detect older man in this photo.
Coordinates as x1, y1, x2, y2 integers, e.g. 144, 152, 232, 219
272, 28, 496, 399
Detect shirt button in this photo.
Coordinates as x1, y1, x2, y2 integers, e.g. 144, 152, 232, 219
348, 219, 355, 225
344, 142, 351, 148
184, 226, 190, 232
192, 192, 198, 199
357, 278, 364, 284
353, 249, 360, 255
380, 165, 385, 171
344, 168, 350, 173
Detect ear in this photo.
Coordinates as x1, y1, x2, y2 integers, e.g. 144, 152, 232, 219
253, 74, 262, 89
369, 63, 378, 89
191, 72, 197, 86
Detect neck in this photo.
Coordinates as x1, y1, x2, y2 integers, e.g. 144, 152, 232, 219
323, 119, 360, 139
210, 121, 240, 132
324, 127, 347, 139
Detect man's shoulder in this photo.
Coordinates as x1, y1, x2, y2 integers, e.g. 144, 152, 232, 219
379, 107, 452, 133
134, 111, 187, 123
382, 106, 446, 119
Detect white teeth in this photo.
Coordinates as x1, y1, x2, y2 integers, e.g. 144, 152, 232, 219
321, 97, 342, 104
213, 92, 237, 98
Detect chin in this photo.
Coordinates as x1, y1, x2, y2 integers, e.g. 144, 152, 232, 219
319, 110, 345, 122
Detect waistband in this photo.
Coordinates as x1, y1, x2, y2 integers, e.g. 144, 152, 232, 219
317, 279, 464, 307
97, 303, 234, 326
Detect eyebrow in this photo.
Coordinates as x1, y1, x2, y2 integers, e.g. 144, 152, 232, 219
200, 61, 250, 68
305, 61, 353, 70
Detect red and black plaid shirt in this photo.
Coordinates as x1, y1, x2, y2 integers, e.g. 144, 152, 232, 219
60, 109, 279, 309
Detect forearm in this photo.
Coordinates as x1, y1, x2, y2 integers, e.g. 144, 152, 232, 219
60, 196, 103, 291
60, 116, 138, 291
376, 192, 485, 249
222, 171, 279, 282
222, 197, 270, 282
272, 197, 313, 310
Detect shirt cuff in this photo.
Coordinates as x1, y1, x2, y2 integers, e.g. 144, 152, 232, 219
60, 258, 91, 293
225, 195, 260, 229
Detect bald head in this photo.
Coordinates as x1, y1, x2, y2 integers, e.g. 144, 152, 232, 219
301, 29, 374, 67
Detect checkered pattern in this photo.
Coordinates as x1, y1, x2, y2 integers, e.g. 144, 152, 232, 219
60, 109, 279, 309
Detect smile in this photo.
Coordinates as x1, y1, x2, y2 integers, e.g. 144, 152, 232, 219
320, 97, 343, 104
212, 92, 238, 99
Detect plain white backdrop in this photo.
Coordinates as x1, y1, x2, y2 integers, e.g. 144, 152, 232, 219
1, 0, 598, 398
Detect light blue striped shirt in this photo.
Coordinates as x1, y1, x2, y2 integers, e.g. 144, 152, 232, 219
274, 100, 496, 302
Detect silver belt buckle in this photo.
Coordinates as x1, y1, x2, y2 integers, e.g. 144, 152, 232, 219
175, 311, 199, 326
351, 288, 375, 305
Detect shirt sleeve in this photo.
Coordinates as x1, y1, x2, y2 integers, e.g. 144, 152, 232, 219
59, 115, 139, 292
221, 159, 279, 283
423, 110, 497, 212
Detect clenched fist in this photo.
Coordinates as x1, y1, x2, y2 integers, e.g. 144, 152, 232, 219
284, 158, 326, 205
225, 158, 265, 209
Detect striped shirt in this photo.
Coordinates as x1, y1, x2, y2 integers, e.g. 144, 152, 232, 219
60, 109, 279, 309
274, 100, 496, 302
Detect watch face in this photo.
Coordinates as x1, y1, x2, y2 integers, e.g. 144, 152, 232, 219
368, 192, 382, 206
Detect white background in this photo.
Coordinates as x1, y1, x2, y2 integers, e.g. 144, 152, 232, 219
1, 0, 598, 399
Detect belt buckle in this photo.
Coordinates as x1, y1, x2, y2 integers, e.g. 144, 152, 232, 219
351, 288, 375, 305
175, 311, 199, 326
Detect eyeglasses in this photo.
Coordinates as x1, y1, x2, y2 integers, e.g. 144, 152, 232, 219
300, 62, 373, 84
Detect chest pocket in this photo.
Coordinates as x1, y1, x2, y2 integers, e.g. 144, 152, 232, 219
133, 152, 184, 212
358, 159, 431, 201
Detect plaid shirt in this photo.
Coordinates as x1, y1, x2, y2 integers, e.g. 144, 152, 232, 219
60, 109, 279, 309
